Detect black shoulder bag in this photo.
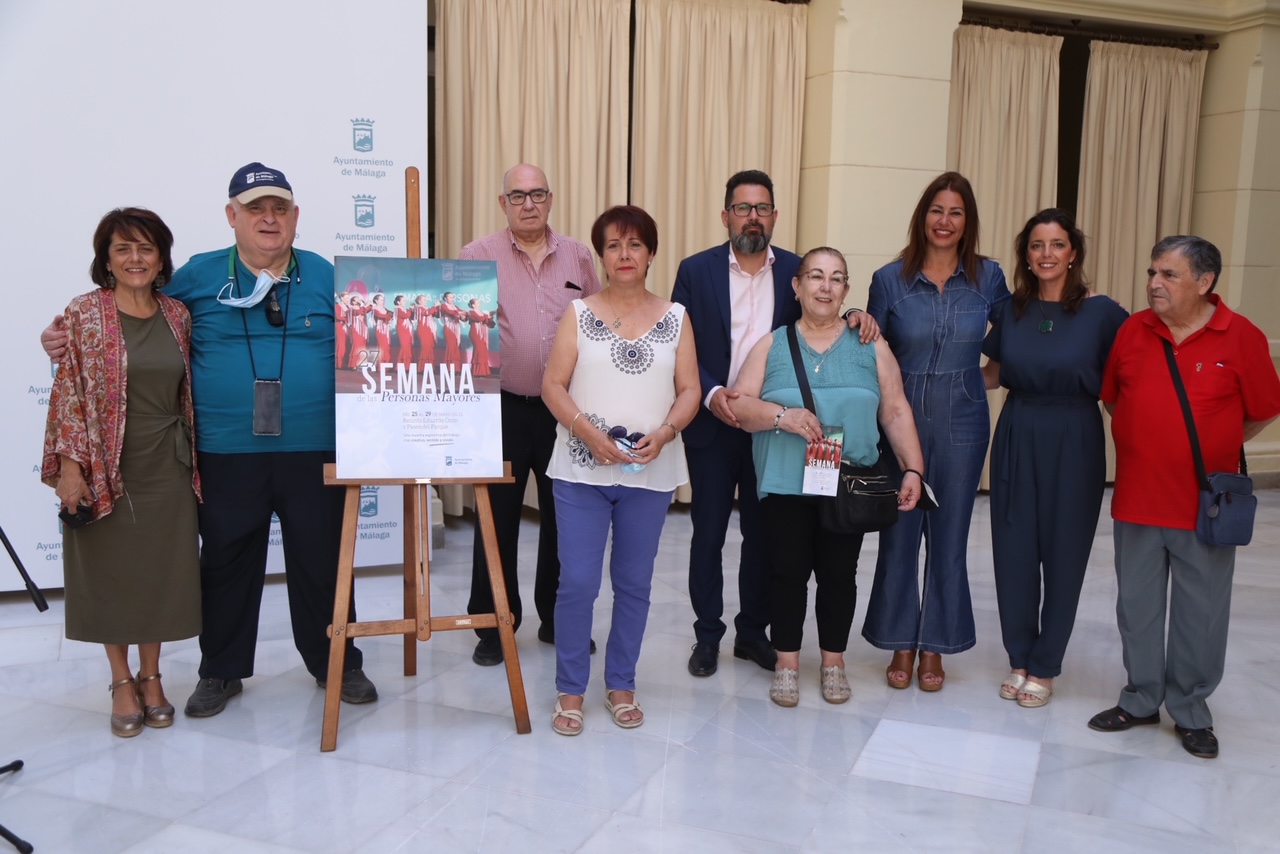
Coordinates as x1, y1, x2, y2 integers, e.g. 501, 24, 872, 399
1162, 339, 1255, 546
785, 324, 899, 534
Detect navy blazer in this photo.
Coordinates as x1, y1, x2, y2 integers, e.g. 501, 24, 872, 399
671, 242, 803, 449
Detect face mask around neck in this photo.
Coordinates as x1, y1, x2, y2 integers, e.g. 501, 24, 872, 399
217, 268, 281, 308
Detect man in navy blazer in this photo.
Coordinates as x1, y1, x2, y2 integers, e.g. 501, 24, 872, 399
673, 170, 876, 677
673, 171, 802, 677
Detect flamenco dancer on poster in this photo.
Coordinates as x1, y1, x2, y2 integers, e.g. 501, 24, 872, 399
345, 290, 371, 369
414, 293, 438, 369
334, 292, 351, 369
393, 295, 415, 367
439, 291, 467, 369
369, 293, 393, 365
467, 298, 497, 376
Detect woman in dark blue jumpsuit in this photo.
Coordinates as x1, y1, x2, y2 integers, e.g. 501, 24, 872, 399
982, 209, 1128, 707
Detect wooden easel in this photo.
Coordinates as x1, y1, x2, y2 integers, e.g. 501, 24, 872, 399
319, 167, 530, 751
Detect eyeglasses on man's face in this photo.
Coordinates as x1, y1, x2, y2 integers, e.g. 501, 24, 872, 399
798, 269, 848, 287
505, 189, 550, 206
727, 202, 775, 217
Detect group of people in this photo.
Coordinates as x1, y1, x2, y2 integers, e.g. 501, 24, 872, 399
335, 289, 496, 374
41, 160, 1279, 763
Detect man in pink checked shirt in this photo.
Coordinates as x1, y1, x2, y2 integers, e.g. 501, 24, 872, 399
460, 164, 601, 666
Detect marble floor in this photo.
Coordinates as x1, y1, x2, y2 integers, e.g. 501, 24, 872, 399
1, 491, 1279, 853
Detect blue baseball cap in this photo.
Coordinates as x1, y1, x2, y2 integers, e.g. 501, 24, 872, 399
228, 162, 294, 204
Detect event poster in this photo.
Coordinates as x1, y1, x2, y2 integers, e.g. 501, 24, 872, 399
333, 257, 502, 479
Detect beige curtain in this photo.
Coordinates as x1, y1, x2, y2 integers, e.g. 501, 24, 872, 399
632, 0, 805, 502
947, 25, 1061, 489
434, 0, 630, 259
1077, 42, 1207, 312
434, 0, 631, 515
632, 0, 806, 301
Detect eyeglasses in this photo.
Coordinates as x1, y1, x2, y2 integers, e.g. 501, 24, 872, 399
265, 287, 284, 327
727, 203, 775, 217
798, 269, 849, 287
505, 189, 549, 206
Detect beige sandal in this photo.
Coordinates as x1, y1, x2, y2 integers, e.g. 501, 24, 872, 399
999, 671, 1026, 701
1017, 679, 1052, 708
552, 693, 584, 736
604, 690, 644, 728
770, 668, 799, 707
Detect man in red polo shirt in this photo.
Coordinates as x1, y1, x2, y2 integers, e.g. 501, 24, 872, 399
1088, 235, 1280, 759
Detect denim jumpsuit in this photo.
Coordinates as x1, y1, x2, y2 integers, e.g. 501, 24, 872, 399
861, 258, 1009, 653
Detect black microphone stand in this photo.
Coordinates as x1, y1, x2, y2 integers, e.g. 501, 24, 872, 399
0, 525, 47, 613
0, 524, 47, 852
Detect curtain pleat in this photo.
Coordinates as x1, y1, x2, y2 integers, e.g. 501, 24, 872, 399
435, 0, 630, 261
947, 25, 1062, 490
1077, 42, 1207, 312
434, 0, 630, 515
632, 0, 806, 301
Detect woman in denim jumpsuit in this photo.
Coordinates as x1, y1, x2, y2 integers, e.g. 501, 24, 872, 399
861, 173, 1010, 690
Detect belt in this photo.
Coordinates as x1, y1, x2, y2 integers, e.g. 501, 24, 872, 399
500, 390, 542, 404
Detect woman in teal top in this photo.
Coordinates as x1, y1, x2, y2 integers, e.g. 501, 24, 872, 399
730, 247, 925, 708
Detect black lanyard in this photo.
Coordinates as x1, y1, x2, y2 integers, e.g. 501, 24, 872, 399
230, 248, 297, 381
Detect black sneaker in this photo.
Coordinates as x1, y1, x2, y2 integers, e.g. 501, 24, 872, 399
316, 668, 378, 704
472, 636, 503, 666
184, 678, 243, 717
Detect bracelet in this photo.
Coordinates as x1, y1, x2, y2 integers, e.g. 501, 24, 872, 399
662, 421, 678, 437
772, 406, 788, 433
902, 468, 924, 480
569, 411, 583, 438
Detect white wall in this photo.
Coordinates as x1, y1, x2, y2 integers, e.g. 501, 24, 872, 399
0, 0, 430, 591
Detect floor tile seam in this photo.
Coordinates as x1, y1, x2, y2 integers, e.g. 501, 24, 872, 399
1032, 750, 1233, 836
130, 818, 312, 853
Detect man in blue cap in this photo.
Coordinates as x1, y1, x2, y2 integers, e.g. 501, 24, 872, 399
43, 163, 377, 715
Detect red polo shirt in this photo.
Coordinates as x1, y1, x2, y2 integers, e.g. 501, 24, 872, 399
1102, 295, 1280, 529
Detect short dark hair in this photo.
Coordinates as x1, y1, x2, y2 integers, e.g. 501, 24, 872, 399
724, 170, 774, 210
590, 205, 659, 257
899, 172, 982, 284
1012, 209, 1089, 318
1152, 235, 1222, 290
90, 207, 175, 289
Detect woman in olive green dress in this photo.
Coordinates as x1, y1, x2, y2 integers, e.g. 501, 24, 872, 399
42, 208, 201, 738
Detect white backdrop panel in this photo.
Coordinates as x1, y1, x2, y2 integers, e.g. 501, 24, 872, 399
0, 0, 429, 591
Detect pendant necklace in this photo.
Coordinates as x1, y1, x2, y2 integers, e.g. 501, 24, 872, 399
1036, 298, 1054, 333
802, 322, 841, 373
606, 288, 644, 330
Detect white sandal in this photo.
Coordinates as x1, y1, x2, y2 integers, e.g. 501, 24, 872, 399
999, 671, 1026, 701
604, 690, 644, 728
1017, 680, 1052, 708
552, 693, 584, 736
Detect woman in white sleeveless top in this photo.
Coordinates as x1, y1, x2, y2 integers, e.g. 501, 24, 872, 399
542, 206, 700, 735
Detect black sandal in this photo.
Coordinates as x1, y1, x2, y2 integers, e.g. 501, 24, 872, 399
1088, 705, 1160, 732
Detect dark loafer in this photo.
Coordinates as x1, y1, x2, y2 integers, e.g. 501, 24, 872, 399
1088, 705, 1161, 732
687, 642, 719, 677
733, 639, 778, 672
184, 678, 243, 718
1175, 725, 1219, 759
472, 636, 503, 666
317, 668, 378, 704
537, 624, 596, 653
